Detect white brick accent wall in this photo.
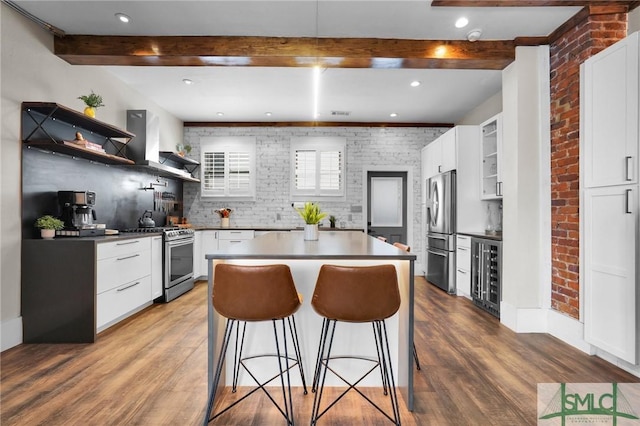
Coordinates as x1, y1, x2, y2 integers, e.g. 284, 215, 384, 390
183, 126, 446, 267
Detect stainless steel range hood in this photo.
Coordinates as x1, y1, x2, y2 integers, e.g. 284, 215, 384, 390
126, 110, 199, 182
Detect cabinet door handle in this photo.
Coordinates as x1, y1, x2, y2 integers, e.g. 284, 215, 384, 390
117, 281, 141, 292
458, 247, 468, 251
117, 240, 139, 246
626, 156, 633, 181
496, 181, 503, 196
626, 189, 632, 214
117, 254, 140, 261
457, 269, 467, 274
438, 165, 442, 173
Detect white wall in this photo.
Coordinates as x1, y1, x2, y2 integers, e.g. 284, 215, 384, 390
182, 126, 445, 269
0, 4, 183, 351
629, 7, 640, 34
500, 46, 552, 332
457, 91, 503, 126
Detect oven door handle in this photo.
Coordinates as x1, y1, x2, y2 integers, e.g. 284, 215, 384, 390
427, 249, 448, 257
166, 238, 195, 248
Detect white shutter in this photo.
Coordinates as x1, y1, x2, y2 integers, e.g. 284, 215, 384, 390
228, 151, 251, 194
319, 150, 341, 193
295, 150, 317, 191
200, 137, 256, 199
203, 151, 225, 195
290, 138, 345, 199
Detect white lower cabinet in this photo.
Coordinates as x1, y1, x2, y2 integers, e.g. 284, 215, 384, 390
96, 237, 153, 332
200, 230, 219, 278
583, 186, 637, 364
455, 235, 472, 298
151, 236, 163, 300
218, 230, 254, 250
97, 276, 152, 330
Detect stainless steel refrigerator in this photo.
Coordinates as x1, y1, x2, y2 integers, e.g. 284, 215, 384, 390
426, 170, 456, 293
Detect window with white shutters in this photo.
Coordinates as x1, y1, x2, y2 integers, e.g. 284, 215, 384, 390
291, 138, 345, 199
200, 137, 255, 199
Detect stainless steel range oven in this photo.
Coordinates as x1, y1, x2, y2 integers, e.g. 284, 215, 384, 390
164, 228, 195, 302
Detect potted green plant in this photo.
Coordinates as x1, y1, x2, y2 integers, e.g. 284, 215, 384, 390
78, 91, 104, 118
295, 202, 327, 240
35, 215, 64, 239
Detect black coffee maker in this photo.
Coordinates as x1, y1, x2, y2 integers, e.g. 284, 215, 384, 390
57, 191, 105, 237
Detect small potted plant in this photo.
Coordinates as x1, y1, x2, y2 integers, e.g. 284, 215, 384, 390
78, 90, 105, 118
295, 202, 327, 240
214, 208, 233, 228
176, 144, 192, 157
329, 215, 336, 228
35, 215, 64, 239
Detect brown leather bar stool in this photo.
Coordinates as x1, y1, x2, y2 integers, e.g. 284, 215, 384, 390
310, 264, 401, 425
204, 264, 307, 425
392, 242, 421, 371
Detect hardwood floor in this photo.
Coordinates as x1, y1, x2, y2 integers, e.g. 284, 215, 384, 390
2, 277, 638, 425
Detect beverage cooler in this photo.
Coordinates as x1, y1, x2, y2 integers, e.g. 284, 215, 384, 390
471, 237, 502, 318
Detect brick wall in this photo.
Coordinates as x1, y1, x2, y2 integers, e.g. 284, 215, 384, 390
182, 126, 445, 265
549, 12, 627, 318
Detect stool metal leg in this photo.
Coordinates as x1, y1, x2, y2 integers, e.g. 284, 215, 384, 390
231, 321, 248, 392
377, 320, 401, 425
413, 343, 421, 370
204, 319, 236, 425
311, 319, 401, 426
287, 316, 308, 394
273, 318, 294, 425
372, 322, 389, 396
311, 318, 329, 393
310, 319, 337, 425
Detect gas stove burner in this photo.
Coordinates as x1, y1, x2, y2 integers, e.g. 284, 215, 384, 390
120, 226, 179, 233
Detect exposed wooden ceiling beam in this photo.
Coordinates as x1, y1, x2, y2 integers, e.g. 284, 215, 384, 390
54, 35, 515, 70
431, 0, 636, 7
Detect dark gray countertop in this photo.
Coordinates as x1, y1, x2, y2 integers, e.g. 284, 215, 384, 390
458, 231, 503, 241
194, 226, 363, 232
205, 230, 416, 260
29, 232, 163, 243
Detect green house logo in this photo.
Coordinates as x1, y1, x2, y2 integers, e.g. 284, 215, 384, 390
538, 383, 640, 425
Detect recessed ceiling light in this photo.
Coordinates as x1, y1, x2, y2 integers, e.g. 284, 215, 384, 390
390, 113, 398, 118
182, 78, 193, 85
435, 46, 447, 57
216, 112, 224, 117
467, 29, 483, 42
455, 17, 468, 28
115, 13, 130, 23
265, 112, 272, 116
410, 81, 421, 87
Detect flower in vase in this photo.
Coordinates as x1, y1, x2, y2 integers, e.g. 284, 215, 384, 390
215, 208, 233, 218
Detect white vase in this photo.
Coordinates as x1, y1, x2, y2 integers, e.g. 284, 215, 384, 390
41, 229, 55, 239
220, 217, 230, 228
304, 224, 319, 241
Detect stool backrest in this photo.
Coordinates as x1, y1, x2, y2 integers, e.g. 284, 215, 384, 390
393, 242, 410, 252
213, 264, 301, 321
312, 264, 400, 322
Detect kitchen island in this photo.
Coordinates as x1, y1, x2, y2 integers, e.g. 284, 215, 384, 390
205, 231, 417, 410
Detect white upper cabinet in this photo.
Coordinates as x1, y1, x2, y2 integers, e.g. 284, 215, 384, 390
480, 113, 503, 200
423, 127, 457, 179
582, 32, 639, 188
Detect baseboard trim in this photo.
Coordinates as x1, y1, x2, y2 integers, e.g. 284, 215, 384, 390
546, 309, 593, 354
1, 317, 23, 352
500, 302, 548, 333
